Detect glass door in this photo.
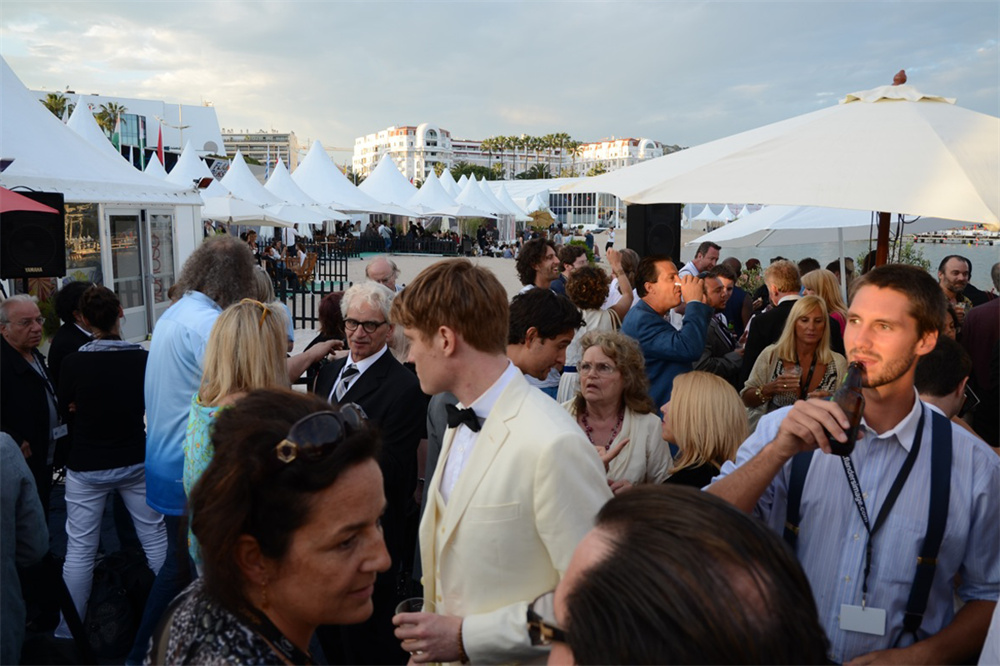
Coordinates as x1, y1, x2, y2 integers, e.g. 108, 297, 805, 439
109, 212, 149, 340
145, 211, 176, 329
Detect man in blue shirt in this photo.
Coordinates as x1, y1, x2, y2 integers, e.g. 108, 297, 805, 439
709, 264, 998, 664
128, 235, 256, 664
621, 255, 711, 409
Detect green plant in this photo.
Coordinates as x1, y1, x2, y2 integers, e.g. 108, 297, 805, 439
855, 238, 930, 274
568, 239, 595, 264
737, 266, 764, 294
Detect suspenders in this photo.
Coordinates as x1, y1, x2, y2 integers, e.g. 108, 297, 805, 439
782, 408, 953, 646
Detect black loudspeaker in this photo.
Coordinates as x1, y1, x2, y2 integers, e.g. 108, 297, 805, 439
0, 191, 67, 279
625, 203, 682, 261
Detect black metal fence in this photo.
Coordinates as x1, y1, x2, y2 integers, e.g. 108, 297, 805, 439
259, 240, 351, 329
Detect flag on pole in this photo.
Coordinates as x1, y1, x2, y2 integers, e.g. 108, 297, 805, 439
111, 113, 121, 150
157, 125, 164, 165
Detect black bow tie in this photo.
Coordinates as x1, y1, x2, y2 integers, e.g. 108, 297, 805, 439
446, 404, 482, 432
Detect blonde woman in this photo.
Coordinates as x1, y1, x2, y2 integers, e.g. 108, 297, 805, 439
563, 330, 671, 493
741, 295, 847, 431
662, 371, 748, 488
182, 299, 291, 566
802, 268, 848, 337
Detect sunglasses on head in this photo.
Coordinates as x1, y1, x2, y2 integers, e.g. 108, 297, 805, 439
273, 404, 367, 466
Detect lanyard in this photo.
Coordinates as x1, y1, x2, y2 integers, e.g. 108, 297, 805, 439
840, 410, 925, 606
795, 352, 819, 401
240, 605, 316, 665
29, 354, 58, 405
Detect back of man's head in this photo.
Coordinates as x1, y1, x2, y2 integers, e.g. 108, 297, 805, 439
391, 259, 508, 355
721, 256, 742, 274
54, 281, 94, 325
508, 290, 583, 345
564, 486, 828, 664
797, 257, 821, 276
763, 260, 800, 296
174, 235, 256, 309
915, 335, 971, 399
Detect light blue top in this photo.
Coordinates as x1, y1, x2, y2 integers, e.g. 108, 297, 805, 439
183, 392, 220, 568
714, 394, 999, 663
620, 298, 711, 409
144, 291, 222, 515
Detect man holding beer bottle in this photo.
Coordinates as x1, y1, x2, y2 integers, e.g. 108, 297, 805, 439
709, 264, 998, 665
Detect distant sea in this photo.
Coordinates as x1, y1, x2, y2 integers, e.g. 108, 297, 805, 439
678, 235, 999, 292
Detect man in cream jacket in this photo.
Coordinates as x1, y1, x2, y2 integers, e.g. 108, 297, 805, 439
391, 259, 612, 664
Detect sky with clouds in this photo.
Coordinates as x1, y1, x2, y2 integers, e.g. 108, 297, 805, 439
2, 1, 997, 162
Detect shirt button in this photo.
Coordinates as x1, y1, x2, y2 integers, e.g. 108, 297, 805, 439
845, 575, 851, 582
853, 533, 860, 541
862, 492, 869, 499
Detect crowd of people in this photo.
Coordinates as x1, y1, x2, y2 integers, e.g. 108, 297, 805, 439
1, 230, 998, 664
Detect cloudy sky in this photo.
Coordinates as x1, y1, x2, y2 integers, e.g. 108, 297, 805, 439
2, 1, 997, 161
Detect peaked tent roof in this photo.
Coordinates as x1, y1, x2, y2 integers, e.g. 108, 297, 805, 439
358, 155, 419, 212
737, 205, 752, 218
66, 102, 127, 163
495, 184, 532, 221
0, 57, 200, 204
692, 205, 716, 220
265, 159, 347, 221
455, 178, 503, 216
292, 140, 398, 214
718, 204, 736, 221
456, 174, 469, 188
167, 141, 229, 198
407, 172, 493, 218
221, 152, 283, 206
478, 179, 518, 217
439, 169, 459, 197
144, 154, 168, 179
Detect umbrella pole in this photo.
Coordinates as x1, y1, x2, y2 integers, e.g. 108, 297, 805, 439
875, 211, 891, 266
838, 228, 848, 302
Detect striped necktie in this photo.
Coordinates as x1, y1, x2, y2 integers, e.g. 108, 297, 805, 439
335, 364, 359, 402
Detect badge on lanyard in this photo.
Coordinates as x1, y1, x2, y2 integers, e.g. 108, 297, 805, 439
840, 604, 886, 636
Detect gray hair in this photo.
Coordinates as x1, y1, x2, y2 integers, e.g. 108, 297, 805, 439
341, 281, 395, 321
173, 235, 256, 308
251, 266, 275, 303
0, 295, 39, 325
365, 256, 400, 280
992, 262, 1000, 292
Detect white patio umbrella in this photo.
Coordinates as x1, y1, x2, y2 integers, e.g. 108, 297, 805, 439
566, 76, 999, 262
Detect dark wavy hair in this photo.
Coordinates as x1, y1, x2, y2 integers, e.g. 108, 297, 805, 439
508, 289, 583, 344
190, 389, 380, 614
565, 486, 829, 664
79, 285, 121, 337
515, 238, 556, 286
54, 281, 93, 325
566, 265, 611, 311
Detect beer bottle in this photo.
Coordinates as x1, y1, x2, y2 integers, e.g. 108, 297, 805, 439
828, 362, 866, 456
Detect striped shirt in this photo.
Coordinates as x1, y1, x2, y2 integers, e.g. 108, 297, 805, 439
714, 391, 999, 663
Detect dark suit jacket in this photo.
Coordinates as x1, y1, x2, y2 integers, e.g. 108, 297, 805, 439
0, 337, 64, 512
695, 317, 743, 387
46, 324, 91, 387
739, 299, 845, 386
313, 349, 429, 664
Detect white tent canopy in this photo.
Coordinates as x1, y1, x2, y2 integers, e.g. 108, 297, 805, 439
407, 172, 493, 218
167, 141, 229, 198
477, 178, 516, 217
265, 159, 348, 221
718, 204, 736, 222
201, 193, 292, 227
144, 154, 168, 179
495, 184, 532, 221
358, 154, 419, 210
66, 102, 127, 163
0, 57, 200, 204
456, 178, 504, 216
456, 174, 469, 189
439, 169, 459, 197
736, 205, 752, 219
221, 151, 283, 206
692, 205, 717, 221
566, 83, 999, 227
292, 140, 396, 214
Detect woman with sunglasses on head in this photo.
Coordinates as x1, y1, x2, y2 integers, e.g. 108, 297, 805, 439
154, 389, 390, 664
563, 330, 672, 494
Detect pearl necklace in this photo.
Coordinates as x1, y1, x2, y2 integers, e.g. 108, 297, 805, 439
580, 408, 625, 451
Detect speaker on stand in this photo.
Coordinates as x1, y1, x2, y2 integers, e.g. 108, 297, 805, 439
625, 203, 682, 261
0, 191, 67, 294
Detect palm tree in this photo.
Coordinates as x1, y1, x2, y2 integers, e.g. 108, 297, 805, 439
41, 92, 70, 119
95, 102, 127, 136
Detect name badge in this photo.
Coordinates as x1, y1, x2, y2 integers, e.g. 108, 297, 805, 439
53, 424, 69, 439
840, 604, 886, 636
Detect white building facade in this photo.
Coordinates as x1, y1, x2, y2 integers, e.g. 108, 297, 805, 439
222, 130, 301, 171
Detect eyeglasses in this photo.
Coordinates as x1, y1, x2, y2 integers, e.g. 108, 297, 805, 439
344, 319, 388, 333
578, 361, 617, 376
527, 591, 567, 646
8, 316, 45, 328
273, 404, 367, 465
240, 298, 270, 329
959, 385, 980, 419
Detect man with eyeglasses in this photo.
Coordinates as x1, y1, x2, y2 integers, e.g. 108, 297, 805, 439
313, 281, 427, 665
0, 295, 65, 515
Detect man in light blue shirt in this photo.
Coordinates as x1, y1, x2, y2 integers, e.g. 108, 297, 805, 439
709, 264, 998, 664
128, 235, 256, 664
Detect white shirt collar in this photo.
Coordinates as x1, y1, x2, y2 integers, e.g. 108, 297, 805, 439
460, 360, 520, 420
777, 294, 801, 305
860, 388, 924, 452
345, 344, 388, 376
74, 323, 94, 338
